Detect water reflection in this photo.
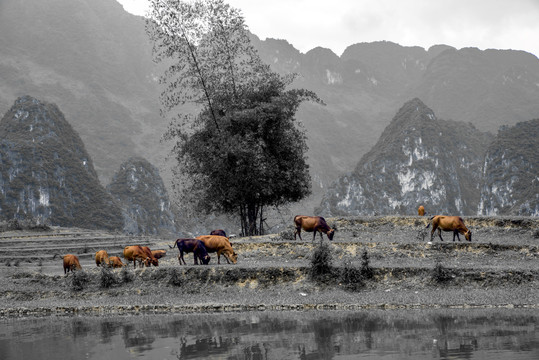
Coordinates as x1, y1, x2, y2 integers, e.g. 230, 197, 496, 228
1, 308, 538, 359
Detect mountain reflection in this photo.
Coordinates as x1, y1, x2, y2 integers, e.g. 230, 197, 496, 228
1, 309, 538, 360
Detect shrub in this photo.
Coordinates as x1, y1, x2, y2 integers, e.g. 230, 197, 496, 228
432, 260, 453, 283
120, 266, 133, 283
309, 241, 334, 283
100, 267, 118, 288
279, 228, 296, 241
70, 270, 90, 291
360, 251, 374, 279
168, 268, 183, 287
340, 259, 364, 291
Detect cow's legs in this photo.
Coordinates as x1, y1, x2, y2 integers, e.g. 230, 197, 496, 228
437, 228, 444, 241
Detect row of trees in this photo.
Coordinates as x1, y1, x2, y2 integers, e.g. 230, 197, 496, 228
146, 0, 320, 235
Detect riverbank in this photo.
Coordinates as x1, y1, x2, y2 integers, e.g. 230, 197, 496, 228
1, 216, 538, 317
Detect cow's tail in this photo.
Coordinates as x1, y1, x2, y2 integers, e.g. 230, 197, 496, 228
425, 216, 435, 229
168, 239, 178, 249
52, 253, 62, 260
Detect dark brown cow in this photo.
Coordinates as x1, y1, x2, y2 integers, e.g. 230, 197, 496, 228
426, 215, 472, 242
95, 250, 111, 267
196, 235, 237, 264
210, 229, 227, 237
418, 205, 425, 216
123, 245, 151, 268
108, 256, 125, 268
294, 215, 335, 241
62, 254, 82, 274
171, 238, 211, 265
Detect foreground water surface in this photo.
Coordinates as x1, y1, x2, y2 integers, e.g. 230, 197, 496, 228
1, 308, 538, 359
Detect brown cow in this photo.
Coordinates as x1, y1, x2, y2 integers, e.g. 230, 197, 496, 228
210, 229, 227, 237
426, 215, 472, 242
196, 235, 237, 264
141, 246, 159, 266
62, 254, 82, 274
151, 249, 167, 260
95, 250, 111, 267
123, 245, 151, 268
418, 205, 425, 216
108, 256, 125, 268
294, 215, 335, 241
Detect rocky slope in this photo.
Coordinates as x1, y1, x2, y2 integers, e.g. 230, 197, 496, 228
0, 96, 123, 230
479, 119, 539, 216
107, 156, 177, 235
317, 99, 492, 216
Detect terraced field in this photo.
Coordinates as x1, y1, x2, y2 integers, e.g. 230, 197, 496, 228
0, 216, 538, 316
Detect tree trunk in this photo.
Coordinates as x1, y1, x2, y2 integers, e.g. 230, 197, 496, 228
240, 202, 261, 236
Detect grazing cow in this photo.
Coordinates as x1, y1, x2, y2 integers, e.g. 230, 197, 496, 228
196, 235, 237, 264
418, 205, 425, 216
140, 246, 159, 266
108, 256, 125, 268
294, 215, 335, 241
151, 249, 167, 260
123, 245, 151, 268
62, 254, 82, 274
426, 215, 472, 242
171, 238, 211, 265
95, 250, 111, 267
210, 229, 227, 237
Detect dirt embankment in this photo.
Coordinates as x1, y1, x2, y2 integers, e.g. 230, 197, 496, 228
0, 216, 538, 317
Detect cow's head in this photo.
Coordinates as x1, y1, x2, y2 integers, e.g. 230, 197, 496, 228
327, 229, 335, 241
226, 251, 238, 264
465, 230, 472, 242
200, 254, 211, 265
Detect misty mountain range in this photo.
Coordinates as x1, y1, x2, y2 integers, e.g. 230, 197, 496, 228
0, 0, 537, 229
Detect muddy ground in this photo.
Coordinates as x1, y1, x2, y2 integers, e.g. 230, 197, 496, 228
0, 216, 538, 317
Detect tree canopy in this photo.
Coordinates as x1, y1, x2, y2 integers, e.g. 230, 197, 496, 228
146, 0, 320, 235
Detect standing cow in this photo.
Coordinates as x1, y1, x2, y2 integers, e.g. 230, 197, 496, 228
95, 250, 111, 267
62, 254, 82, 274
426, 215, 472, 242
294, 215, 336, 241
123, 245, 152, 268
170, 238, 211, 265
196, 235, 237, 264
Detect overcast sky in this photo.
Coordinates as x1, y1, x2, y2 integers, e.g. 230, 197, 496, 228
117, 0, 539, 58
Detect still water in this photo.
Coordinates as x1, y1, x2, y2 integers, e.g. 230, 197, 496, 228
1, 308, 538, 359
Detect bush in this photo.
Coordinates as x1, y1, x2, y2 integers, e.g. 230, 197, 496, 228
100, 267, 118, 288
309, 241, 334, 283
432, 260, 453, 283
340, 259, 364, 291
70, 270, 90, 291
279, 228, 296, 241
168, 268, 183, 287
120, 266, 133, 283
360, 251, 374, 279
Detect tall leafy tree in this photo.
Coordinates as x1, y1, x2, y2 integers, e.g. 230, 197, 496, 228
147, 0, 319, 235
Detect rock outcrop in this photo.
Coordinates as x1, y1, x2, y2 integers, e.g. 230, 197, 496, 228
107, 157, 177, 235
